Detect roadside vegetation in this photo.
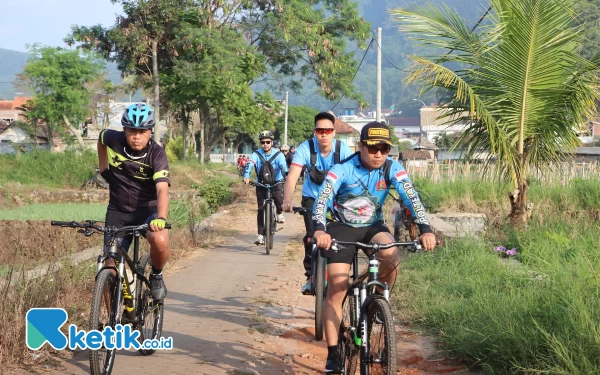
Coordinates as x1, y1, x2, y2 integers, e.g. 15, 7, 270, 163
394, 177, 600, 374
0, 152, 239, 369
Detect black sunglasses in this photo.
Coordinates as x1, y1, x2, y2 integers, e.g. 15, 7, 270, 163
364, 144, 392, 155
260, 140, 272, 145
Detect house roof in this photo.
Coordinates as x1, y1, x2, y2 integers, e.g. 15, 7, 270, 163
12, 97, 31, 110
400, 150, 433, 160
386, 117, 420, 127
0, 101, 13, 110
334, 118, 358, 134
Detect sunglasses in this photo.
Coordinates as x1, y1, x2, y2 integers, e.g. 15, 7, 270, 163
364, 144, 392, 155
314, 128, 335, 135
260, 140, 272, 145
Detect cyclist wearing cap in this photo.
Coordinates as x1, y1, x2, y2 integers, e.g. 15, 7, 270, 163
97, 103, 171, 307
244, 130, 289, 245
311, 121, 437, 373
281, 112, 353, 295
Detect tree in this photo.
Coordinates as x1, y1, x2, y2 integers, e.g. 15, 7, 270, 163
66, 0, 195, 143
274, 105, 316, 146
18, 45, 106, 151
391, 0, 600, 224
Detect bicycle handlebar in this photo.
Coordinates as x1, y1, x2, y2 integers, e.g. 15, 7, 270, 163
306, 237, 440, 253
50, 220, 172, 234
249, 180, 286, 189
292, 206, 311, 215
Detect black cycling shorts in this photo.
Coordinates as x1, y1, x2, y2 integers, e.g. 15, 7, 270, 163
323, 221, 391, 264
103, 206, 158, 252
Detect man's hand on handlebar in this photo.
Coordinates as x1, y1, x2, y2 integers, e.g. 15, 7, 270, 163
313, 230, 332, 250
243, 178, 250, 184
419, 232, 437, 251
282, 201, 293, 212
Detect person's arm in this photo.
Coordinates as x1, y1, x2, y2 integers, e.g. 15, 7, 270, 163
98, 130, 108, 172
389, 161, 436, 250
282, 164, 303, 211
243, 152, 257, 184
156, 181, 169, 221
311, 166, 344, 249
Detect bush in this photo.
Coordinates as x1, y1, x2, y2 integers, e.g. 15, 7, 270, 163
196, 177, 233, 213
165, 135, 183, 161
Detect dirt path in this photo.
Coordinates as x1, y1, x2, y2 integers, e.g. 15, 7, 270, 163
38, 192, 476, 375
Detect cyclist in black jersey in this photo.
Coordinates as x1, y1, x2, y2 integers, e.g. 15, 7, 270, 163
98, 103, 171, 301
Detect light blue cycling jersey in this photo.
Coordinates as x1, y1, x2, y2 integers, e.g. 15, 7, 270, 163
312, 153, 431, 232
244, 148, 288, 182
291, 138, 353, 199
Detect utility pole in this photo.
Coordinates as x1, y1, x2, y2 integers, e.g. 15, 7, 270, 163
376, 27, 382, 122
413, 98, 427, 145
284, 91, 289, 146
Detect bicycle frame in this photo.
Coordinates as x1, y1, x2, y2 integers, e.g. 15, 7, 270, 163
97, 229, 157, 326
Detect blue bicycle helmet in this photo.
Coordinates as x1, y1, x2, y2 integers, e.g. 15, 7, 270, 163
121, 103, 155, 129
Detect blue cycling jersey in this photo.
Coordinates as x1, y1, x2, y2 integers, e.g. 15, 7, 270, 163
291, 138, 353, 199
244, 148, 288, 182
312, 153, 431, 233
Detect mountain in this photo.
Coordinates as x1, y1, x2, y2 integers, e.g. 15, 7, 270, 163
0, 48, 30, 99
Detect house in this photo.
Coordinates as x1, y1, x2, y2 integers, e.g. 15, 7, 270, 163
400, 149, 434, 168
333, 117, 359, 152
415, 104, 471, 143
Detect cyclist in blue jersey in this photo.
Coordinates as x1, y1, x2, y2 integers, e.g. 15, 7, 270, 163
311, 122, 437, 373
98, 103, 170, 305
244, 130, 289, 245
281, 112, 352, 294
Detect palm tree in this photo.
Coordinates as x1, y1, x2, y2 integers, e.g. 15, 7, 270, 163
391, 0, 600, 224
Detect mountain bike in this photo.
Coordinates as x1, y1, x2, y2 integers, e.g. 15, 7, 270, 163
292, 206, 326, 341
50, 220, 171, 375
331, 238, 429, 375
249, 180, 285, 255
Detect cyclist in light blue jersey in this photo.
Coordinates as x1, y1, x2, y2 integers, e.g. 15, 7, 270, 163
282, 112, 352, 294
244, 130, 289, 245
311, 121, 437, 373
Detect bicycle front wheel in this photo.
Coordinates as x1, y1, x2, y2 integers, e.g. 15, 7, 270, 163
264, 202, 272, 255
339, 293, 359, 375
365, 297, 397, 374
135, 253, 164, 355
89, 269, 118, 375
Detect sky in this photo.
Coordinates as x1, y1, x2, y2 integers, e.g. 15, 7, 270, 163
1, 0, 123, 52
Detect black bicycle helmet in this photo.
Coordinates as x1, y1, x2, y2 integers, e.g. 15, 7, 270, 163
258, 130, 274, 140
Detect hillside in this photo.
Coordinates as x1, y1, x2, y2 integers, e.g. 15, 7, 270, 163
0, 48, 30, 99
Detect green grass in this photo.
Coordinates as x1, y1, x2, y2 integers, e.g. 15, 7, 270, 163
0, 150, 98, 188
0, 203, 107, 221
394, 179, 600, 374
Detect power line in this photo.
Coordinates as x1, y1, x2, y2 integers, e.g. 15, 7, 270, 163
330, 37, 375, 112
446, 4, 493, 55
371, 30, 410, 72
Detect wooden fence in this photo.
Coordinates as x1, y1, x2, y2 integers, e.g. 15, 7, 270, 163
403, 160, 600, 185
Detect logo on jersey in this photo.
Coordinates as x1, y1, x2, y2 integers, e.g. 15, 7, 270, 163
376, 179, 386, 191
395, 170, 408, 181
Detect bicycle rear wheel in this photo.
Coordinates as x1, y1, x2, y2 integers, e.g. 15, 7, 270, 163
339, 293, 359, 375
264, 202, 272, 255
366, 297, 397, 374
135, 253, 164, 355
314, 250, 326, 341
89, 269, 118, 375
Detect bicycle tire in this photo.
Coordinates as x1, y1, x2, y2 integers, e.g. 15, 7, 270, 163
314, 251, 326, 341
269, 202, 275, 250
365, 297, 397, 374
264, 202, 272, 255
89, 269, 118, 375
339, 293, 359, 375
135, 253, 164, 355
